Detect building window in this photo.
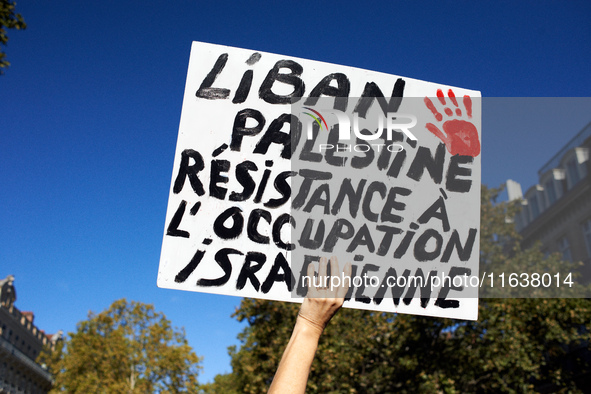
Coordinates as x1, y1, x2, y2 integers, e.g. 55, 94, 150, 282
566, 158, 580, 189
558, 236, 572, 262
545, 180, 556, 205
583, 219, 591, 258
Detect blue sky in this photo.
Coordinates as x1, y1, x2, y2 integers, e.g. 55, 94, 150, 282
1, 0, 590, 384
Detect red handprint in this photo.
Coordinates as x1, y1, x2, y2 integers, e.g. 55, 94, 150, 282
424, 89, 480, 157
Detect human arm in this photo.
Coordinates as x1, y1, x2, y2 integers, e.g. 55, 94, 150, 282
268, 257, 351, 394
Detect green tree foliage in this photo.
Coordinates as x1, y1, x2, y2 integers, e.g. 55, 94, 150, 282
44, 299, 202, 393
206, 186, 591, 393
0, 0, 26, 73
198, 373, 241, 394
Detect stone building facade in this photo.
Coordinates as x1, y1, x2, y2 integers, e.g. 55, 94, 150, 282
507, 121, 591, 282
0, 275, 61, 393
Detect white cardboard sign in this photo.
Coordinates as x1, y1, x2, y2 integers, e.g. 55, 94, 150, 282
158, 41, 481, 320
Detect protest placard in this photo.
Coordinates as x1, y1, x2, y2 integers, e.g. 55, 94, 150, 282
158, 41, 481, 320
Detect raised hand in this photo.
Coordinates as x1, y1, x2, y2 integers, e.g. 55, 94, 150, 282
424, 89, 480, 157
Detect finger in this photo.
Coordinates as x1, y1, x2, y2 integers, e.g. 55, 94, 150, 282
448, 89, 458, 107
328, 256, 339, 294
424, 97, 443, 122
337, 262, 353, 299
436, 88, 446, 105
463, 95, 473, 118
425, 122, 447, 142
318, 257, 328, 287
306, 261, 317, 297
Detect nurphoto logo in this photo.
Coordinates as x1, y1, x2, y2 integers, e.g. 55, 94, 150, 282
300, 103, 418, 153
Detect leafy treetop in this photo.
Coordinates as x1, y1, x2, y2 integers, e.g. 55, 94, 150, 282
0, 0, 26, 74
42, 299, 202, 393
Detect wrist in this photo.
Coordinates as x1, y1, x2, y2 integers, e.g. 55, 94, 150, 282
296, 314, 325, 336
